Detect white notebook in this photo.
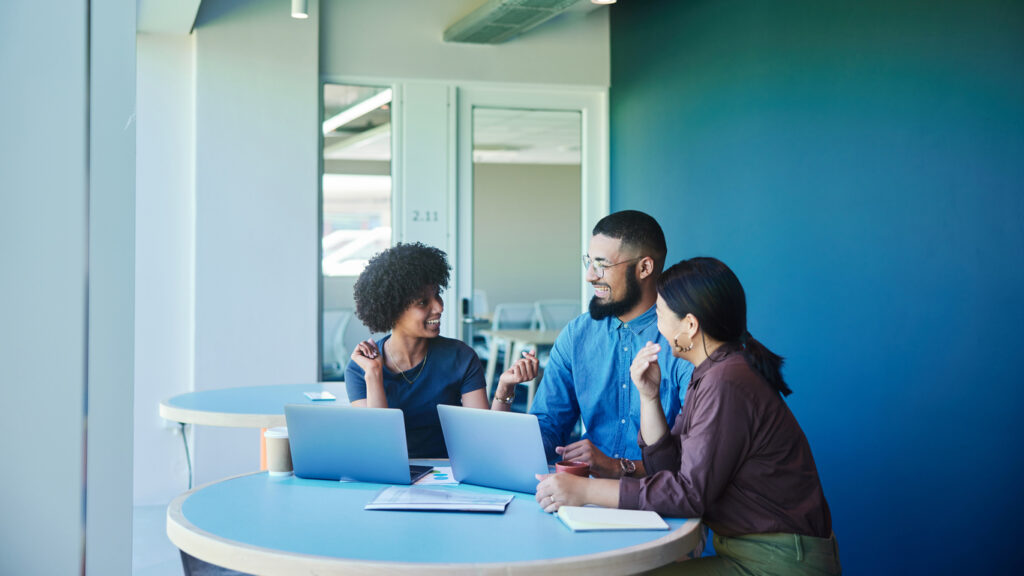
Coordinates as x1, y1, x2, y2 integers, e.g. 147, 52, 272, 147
556, 506, 670, 532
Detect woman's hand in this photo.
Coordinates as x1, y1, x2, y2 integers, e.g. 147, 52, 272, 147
630, 341, 663, 401
350, 339, 383, 376
534, 473, 588, 513
497, 350, 539, 389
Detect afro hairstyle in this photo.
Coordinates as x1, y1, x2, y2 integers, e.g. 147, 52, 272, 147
352, 242, 451, 333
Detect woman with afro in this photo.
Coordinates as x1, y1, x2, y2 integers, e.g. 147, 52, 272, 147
345, 242, 539, 458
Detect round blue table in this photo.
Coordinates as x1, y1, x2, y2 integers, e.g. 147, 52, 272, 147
159, 383, 350, 428
167, 468, 703, 575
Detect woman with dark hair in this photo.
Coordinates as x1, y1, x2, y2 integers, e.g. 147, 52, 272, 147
534, 257, 840, 575
345, 242, 538, 459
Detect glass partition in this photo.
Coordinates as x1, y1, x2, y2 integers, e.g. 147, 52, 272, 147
321, 83, 393, 380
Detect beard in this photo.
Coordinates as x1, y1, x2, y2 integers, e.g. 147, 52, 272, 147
589, 267, 643, 320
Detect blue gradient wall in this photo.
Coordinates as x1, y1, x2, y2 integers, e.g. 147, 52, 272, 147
610, 1, 1024, 573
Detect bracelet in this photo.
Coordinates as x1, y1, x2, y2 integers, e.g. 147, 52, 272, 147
496, 387, 516, 405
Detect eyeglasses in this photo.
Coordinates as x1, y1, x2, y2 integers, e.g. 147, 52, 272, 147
582, 255, 642, 279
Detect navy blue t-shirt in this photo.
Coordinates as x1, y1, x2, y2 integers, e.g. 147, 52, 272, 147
345, 336, 486, 458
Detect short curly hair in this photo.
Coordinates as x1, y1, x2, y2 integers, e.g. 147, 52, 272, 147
352, 242, 451, 333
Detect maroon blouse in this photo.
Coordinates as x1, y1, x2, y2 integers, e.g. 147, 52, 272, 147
619, 342, 832, 538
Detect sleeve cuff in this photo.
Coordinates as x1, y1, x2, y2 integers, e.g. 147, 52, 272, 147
618, 476, 644, 510
640, 428, 677, 474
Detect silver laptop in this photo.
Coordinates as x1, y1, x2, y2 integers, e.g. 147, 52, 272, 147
284, 404, 432, 484
437, 405, 549, 494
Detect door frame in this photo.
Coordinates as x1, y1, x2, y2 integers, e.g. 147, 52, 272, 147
453, 84, 609, 332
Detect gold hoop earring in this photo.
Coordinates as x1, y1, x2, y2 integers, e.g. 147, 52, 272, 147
673, 332, 695, 353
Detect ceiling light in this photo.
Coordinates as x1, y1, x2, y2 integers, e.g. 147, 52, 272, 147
291, 0, 308, 19
322, 89, 393, 135
591, 0, 617, 4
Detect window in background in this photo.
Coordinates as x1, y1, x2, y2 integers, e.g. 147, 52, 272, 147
322, 84, 392, 277
321, 83, 393, 380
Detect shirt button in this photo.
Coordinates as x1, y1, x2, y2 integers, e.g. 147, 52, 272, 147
622, 384, 627, 389
620, 419, 626, 424
623, 347, 628, 351
614, 454, 620, 458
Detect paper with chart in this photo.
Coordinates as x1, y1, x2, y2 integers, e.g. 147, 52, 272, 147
364, 486, 513, 512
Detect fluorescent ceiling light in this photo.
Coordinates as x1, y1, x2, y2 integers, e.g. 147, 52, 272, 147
291, 0, 308, 19
591, 0, 616, 4
322, 89, 393, 135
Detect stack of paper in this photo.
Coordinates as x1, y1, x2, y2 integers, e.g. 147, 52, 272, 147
364, 486, 514, 513
556, 506, 670, 532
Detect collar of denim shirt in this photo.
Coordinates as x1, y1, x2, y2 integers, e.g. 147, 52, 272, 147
609, 303, 657, 336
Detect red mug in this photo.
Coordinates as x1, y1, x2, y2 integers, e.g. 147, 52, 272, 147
555, 460, 591, 477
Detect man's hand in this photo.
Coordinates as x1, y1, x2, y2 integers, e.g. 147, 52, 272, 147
555, 439, 619, 478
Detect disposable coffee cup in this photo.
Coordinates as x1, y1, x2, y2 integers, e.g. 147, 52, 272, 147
555, 460, 590, 477
264, 427, 293, 476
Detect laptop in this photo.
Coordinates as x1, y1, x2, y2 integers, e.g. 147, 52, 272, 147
437, 405, 550, 494
284, 404, 432, 484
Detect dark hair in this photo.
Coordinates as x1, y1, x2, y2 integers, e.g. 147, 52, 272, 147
592, 210, 668, 272
657, 257, 791, 396
352, 242, 451, 333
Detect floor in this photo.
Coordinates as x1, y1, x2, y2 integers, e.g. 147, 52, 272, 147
133, 503, 182, 576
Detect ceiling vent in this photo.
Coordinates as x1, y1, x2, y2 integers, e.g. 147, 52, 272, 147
444, 0, 584, 44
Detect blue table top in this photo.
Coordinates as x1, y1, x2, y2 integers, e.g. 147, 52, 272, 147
160, 383, 350, 428
168, 471, 701, 574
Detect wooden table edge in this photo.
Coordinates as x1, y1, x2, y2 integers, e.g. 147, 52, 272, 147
159, 401, 287, 429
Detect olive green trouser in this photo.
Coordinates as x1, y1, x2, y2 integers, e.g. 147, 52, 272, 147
648, 531, 841, 576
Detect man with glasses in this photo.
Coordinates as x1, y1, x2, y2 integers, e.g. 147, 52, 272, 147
493, 210, 692, 479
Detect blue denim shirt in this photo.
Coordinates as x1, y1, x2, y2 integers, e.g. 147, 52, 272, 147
530, 304, 693, 462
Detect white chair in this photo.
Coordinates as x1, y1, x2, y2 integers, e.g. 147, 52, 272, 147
491, 302, 539, 330
322, 309, 352, 380
533, 299, 580, 332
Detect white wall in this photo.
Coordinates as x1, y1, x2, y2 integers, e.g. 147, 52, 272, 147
474, 163, 582, 307
191, 0, 320, 484
0, 2, 89, 572
135, 33, 196, 505
1, 1, 135, 573
321, 0, 609, 86
86, 1, 137, 573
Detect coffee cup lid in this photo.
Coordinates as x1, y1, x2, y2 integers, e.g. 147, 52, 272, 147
264, 426, 288, 439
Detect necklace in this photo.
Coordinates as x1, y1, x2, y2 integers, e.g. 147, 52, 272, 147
386, 340, 429, 384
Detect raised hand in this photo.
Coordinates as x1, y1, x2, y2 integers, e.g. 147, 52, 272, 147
497, 350, 539, 388
350, 339, 383, 376
630, 341, 662, 401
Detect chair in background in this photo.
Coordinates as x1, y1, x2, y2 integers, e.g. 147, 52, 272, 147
481, 302, 539, 397
491, 302, 539, 330
533, 299, 580, 332
321, 309, 352, 381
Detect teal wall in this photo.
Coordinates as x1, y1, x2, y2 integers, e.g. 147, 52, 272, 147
610, 1, 1024, 572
